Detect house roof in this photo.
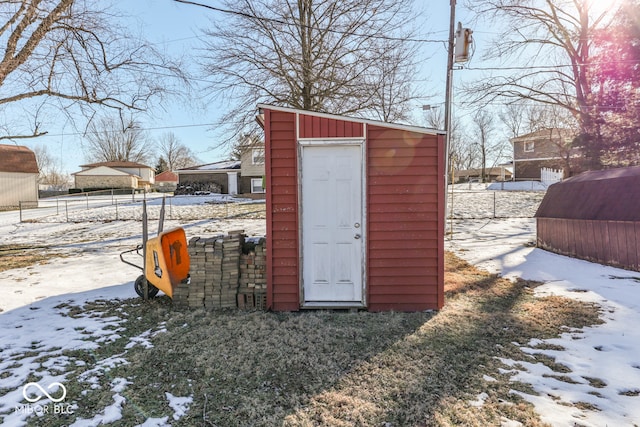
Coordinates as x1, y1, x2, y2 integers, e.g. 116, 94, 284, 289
155, 171, 179, 182
535, 166, 640, 221
177, 160, 241, 172
0, 144, 38, 174
72, 166, 140, 178
79, 161, 151, 169
510, 128, 575, 143
257, 104, 446, 136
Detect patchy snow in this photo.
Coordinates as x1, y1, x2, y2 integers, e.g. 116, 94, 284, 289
0, 195, 265, 426
448, 218, 640, 426
2, 192, 640, 426
165, 392, 193, 421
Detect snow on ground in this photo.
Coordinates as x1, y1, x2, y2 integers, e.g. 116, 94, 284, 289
447, 218, 640, 427
0, 194, 265, 425
2, 191, 640, 426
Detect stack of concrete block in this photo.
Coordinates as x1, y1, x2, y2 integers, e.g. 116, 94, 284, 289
237, 238, 267, 309
178, 232, 266, 310
220, 232, 243, 308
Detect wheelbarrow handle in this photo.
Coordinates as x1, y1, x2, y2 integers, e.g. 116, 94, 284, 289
119, 244, 144, 272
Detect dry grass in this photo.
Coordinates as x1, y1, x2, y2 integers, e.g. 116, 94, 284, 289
20, 252, 602, 427
0, 244, 59, 272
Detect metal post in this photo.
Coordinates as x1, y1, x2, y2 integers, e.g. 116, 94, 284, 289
19, 201, 23, 222
142, 199, 148, 301
444, 0, 456, 229
111, 189, 114, 205
115, 200, 118, 221
56, 198, 59, 215
158, 196, 166, 234
65, 201, 69, 222
449, 161, 455, 239
86, 192, 89, 209
493, 191, 497, 219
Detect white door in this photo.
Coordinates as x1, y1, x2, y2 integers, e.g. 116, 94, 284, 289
301, 144, 364, 304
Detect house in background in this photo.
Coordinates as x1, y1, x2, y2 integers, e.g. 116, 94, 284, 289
176, 160, 242, 195
73, 161, 155, 191
454, 166, 512, 183
240, 144, 265, 195
0, 144, 39, 208
154, 170, 179, 192
511, 128, 580, 181
176, 147, 266, 196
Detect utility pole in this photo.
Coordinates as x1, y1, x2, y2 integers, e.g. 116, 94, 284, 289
444, 0, 456, 237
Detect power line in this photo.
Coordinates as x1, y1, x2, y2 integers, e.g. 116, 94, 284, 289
34, 122, 217, 138
173, 0, 446, 44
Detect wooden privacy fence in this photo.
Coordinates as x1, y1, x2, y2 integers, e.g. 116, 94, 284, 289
537, 218, 640, 272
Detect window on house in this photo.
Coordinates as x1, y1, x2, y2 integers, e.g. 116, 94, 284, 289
252, 148, 265, 165
524, 141, 535, 152
251, 178, 265, 193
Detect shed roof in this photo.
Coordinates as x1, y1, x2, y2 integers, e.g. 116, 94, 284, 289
0, 144, 38, 174
535, 166, 640, 221
257, 104, 445, 136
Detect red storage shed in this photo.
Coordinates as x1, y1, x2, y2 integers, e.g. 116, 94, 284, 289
259, 104, 446, 312
536, 166, 640, 272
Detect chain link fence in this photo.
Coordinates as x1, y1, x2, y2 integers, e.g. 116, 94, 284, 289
447, 189, 546, 219
15, 191, 266, 223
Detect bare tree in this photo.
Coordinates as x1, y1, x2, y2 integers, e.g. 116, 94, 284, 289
464, 0, 623, 167
83, 114, 153, 164
156, 132, 198, 171
31, 144, 71, 189
176, 0, 420, 142
0, 0, 186, 141
470, 110, 510, 182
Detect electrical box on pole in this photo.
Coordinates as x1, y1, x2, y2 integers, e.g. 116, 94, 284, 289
454, 22, 473, 63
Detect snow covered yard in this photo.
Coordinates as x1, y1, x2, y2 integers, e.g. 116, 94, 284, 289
447, 217, 640, 426
0, 190, 639, 426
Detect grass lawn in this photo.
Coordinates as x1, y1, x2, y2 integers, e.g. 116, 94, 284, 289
23, 252, 601, 426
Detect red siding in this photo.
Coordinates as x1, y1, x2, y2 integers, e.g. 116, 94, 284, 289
366, 125, 444, 311
264, 107, 444, 312
299, 114, 364, 138
265, 109, 300, 311
537, 218, 640, 272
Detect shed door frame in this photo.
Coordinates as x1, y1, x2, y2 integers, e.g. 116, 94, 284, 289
298, 138, 367, 308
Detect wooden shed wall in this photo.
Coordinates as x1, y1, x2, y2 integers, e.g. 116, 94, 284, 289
537, 218, 640, 272
366, 125, 444, 311
264, 109, 300, 311
298, 114, 364, 138
265, 108, 444, 312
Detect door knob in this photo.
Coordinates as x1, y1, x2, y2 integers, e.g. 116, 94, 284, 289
354, 234, 361, 239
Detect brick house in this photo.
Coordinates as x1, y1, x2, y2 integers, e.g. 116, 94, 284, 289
511, 129, 580, 180
73, 161, 155, 191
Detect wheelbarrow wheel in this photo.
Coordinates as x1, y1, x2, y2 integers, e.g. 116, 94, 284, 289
134, 275, 159, 298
